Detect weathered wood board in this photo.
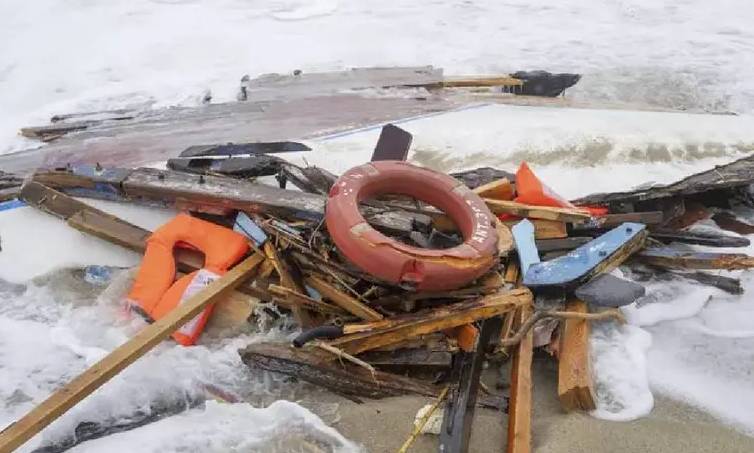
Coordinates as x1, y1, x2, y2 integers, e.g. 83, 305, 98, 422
636, 248, 754, 270
33, 166, 422, 235
330, 289, 532, 355
573, 153, 754, 207
506, 306, 533, 453
239, 342, 440, 399
1, 67, 458, 175
558, 299, 596, 411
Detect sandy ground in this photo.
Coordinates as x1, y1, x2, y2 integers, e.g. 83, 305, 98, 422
328, 352, 754, 452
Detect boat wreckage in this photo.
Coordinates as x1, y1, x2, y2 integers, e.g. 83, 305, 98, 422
1, 67, 753, 453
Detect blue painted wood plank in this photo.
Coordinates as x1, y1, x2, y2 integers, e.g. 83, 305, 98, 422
511, 219, 540, 275
233, 212, 268, 247
523, 222, 646, 288
0, 199, 26, 212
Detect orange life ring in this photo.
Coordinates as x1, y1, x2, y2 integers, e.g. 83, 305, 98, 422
326, 161, 498, 291
127, 213, 249, 345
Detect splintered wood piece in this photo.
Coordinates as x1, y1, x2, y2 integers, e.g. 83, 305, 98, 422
0, 254, 264, 453
712, 212, 754, 235
558, 299, 596, 411
665, 201, 709, 230
267, 285, 348, 317
359, 348, 453, 373
34, 166, 422, 235
637, 249, 754, 270
474, 178, 514, 201
330, 288, 532, 356
596, 211, 664, 227
239, 343, 440, 399
263, 242, 315, 327
439, 76, 524, 88
504, 261, 520, 285
485, 199, 591, 222
502, 219, 567, 239
506, 306, 533, 453
495, 218, 515, 255
573, 153, 754, 207
446, 324, 479, 353
304, 275, 383, 321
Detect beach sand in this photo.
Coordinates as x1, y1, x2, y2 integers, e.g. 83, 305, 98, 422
330, 353, 754, 452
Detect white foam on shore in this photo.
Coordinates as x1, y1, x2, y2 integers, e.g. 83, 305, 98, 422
586, 259, 754, 433
590, 322, 654, 421
68, 400, 360, 453
0, 264, 351, 452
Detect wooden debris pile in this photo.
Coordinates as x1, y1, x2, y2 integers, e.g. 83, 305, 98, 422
6, 129, 754, 453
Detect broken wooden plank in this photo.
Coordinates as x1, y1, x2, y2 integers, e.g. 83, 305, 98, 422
523, 223, 648, 289
263, 242, 315, 327
239, 342, 439, 399
267, 284, 349, 317
358, 348, 453, 373
20, 181, 204, 269
0, 187, 20, 202
485, 199, 591, 222
506, 306, 533, 453
406, 75, 523, 90
636, 248, 754, 270
33, 166, 422, 235
558, 299, 596, 412
650, 229, 750, 248
596, 211, 664, 227
666, 201, 710, 230
440, 317, 502, 453
0, 254, 264, 453
495, 218, 515, 255
473, 178, 514, 201
304, 275, 383, 321
573, 153, 754, 207
502, 218, 567, 239
675, 271, 744, 295
712, 212, 754, 235
371, 123, 413, 161
329, 288, 532, 355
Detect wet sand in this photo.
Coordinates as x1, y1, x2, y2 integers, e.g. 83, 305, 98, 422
330, 353, 754, 452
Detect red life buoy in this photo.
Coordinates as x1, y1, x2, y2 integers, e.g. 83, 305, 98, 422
326, 161, 498, 291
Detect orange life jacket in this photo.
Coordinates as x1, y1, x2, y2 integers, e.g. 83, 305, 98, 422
127, 213, 249, 345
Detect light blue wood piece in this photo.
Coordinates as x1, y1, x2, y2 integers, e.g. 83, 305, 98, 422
512, 219, 540, 276
523, 222, 646, 288
233, 212, 268, 247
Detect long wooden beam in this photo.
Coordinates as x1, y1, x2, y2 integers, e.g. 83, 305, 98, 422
32, 166, 421, 235
0, 254, 264, 453
20, 182, 202, 269
637, 249, 754, 270
484, 199, 591, 222
506, 306, 533, 453
557, 299, 596, 411
329, 288, 532, 355
304, 275, 383, 321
